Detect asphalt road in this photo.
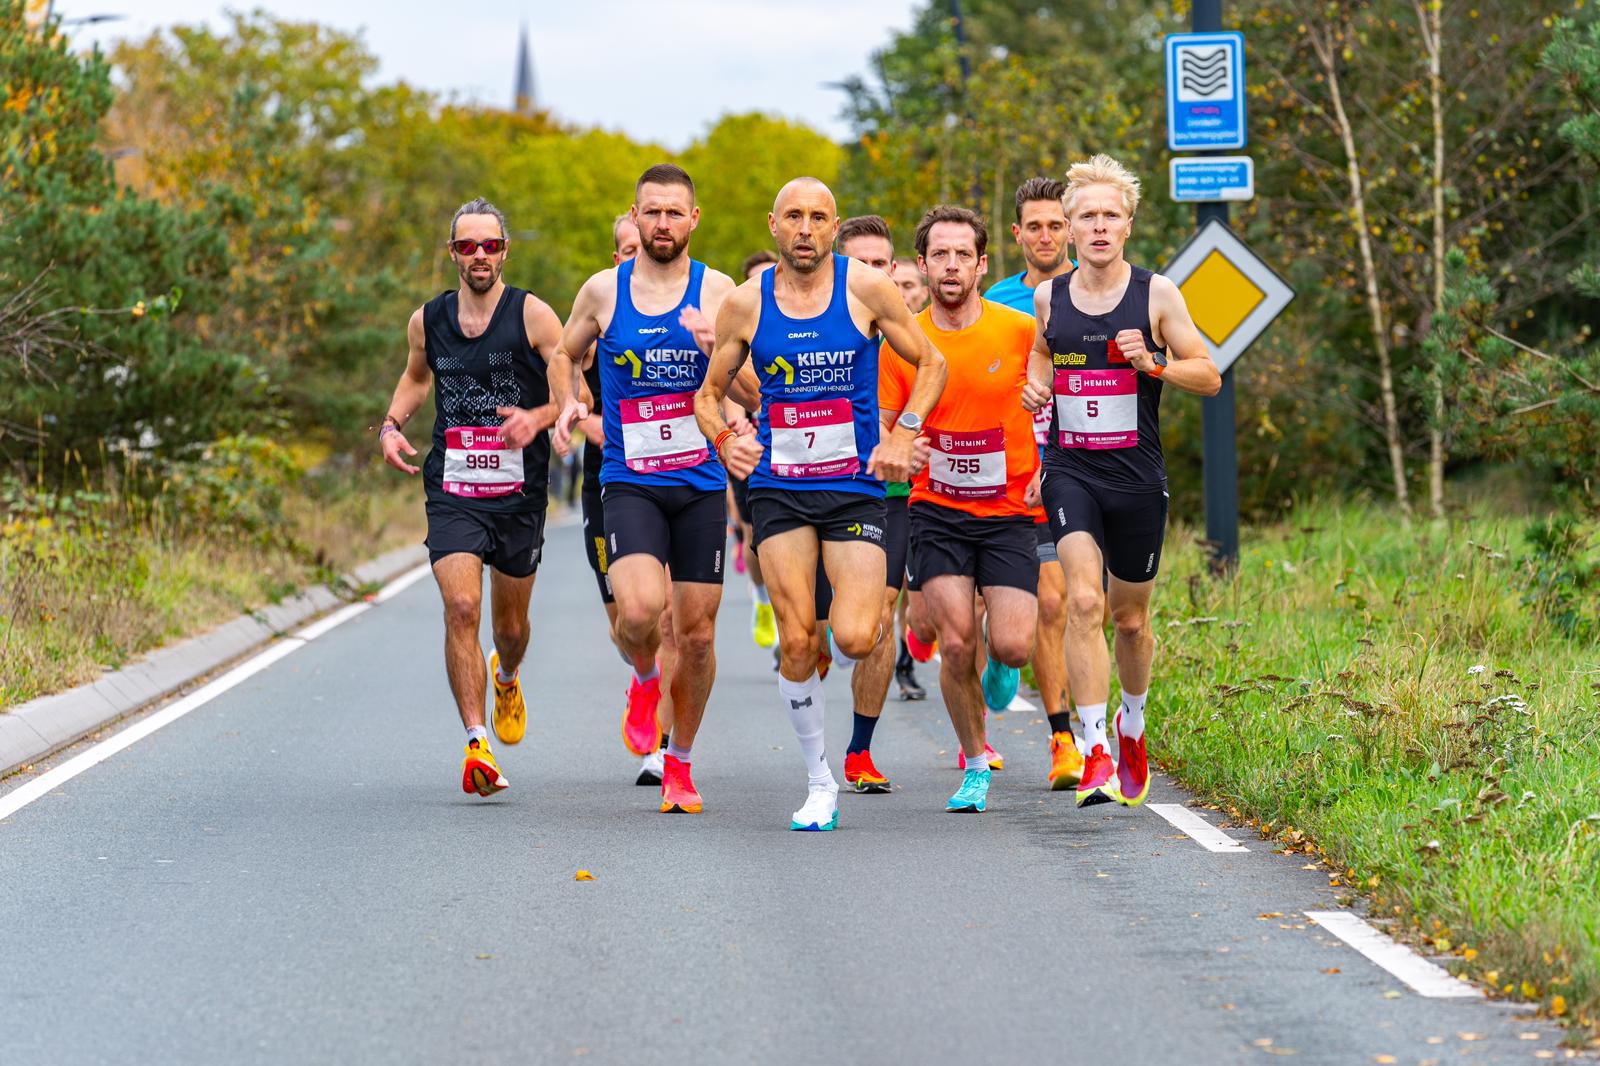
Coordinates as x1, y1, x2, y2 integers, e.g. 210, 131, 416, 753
0, 519, 1572, 1065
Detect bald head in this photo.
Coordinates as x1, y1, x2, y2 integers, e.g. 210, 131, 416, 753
773, 176, 836, 215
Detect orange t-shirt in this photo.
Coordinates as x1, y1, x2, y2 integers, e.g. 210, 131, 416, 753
880, 300, 1040, 518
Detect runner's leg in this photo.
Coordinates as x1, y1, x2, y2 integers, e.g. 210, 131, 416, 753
433, 553, 488, 730
922, 574, 985, 761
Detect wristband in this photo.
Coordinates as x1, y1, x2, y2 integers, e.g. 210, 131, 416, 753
1146, 361, 1166, 379
713, 429, 736, 456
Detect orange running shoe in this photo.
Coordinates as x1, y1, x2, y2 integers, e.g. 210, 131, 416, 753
489, 651, 526, 745
1075, 744, 1116, 808
957, 743, 1004, 771
622, 671, 663, 756
1114, 710, 1150, 807
1048, 731, 1084, 791
460, 737, 508, 797
844, 750, 891, 794
659, 753, 703, 813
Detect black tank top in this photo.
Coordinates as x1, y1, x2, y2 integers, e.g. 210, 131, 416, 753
581, 357, 603, 486
422, 286, 550, 512
1042, 265, 1166, 492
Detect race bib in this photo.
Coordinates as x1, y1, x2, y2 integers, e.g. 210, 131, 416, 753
442, 426, 524, 498
768, 399, 858, 479
1031, 401, 1052, 447
1054, 369, 1137, 450
928, 427, 1006, 500
619, 391, 708, 474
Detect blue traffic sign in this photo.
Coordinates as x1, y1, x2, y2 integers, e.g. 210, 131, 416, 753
1169, 156, 1255, 203
1166, 31, 1246, 151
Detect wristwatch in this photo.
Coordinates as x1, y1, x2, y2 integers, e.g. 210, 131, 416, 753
895, 410, 924, 433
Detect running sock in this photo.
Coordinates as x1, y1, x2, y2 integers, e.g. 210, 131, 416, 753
1048, 711, 1076, 737
847, 712, 878, 754
466, 724, 488, 745
633, 661, 660, 684
666, 739, 692, 763
1079, 703, 1109, 752
1119, 691, 1147, 740
752, 584, 771, 605
778, 671, 832, 786
828, 627, 857, 667
896, 638, 914, 671
495, 661, 517, 685
659, 734, 670, 751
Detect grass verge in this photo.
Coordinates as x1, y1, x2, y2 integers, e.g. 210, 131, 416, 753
1150, 502, 1599, 1042
1, 446, 425, 706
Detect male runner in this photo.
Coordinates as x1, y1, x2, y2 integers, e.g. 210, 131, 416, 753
576, 213, 681, 788
735, 250, 780, 656
881, 205, 1039, 813
895, 256, 929, 313
986, 177, 1084, 790
1022, 155, 1219, 807
552, 164, 737, 814
694, 177, 946, 831
380, 198, 562, 796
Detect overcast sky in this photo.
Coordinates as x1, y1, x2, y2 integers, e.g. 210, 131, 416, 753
61, 0, 921, 146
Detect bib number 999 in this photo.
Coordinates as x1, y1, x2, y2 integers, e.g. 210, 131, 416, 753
465, 453, 501, 470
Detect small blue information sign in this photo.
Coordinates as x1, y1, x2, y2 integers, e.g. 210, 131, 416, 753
1169, 157, 1254, 203
1165, 31, 1246, 151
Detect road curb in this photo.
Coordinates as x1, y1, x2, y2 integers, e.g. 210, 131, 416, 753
0, 544, 428, 780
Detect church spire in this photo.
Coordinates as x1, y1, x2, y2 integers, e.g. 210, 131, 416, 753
512, 23, 536, 115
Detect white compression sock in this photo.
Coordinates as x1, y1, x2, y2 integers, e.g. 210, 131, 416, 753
778, 671, 833, 786
666, 739, 692, 762
465, 724, 488, 744
495, 661, 516, 684
1079, 702, 1109, 752
1119, 691, 1147, 740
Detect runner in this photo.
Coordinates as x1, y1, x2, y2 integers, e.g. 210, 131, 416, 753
551, 163, 738, 814
881, 205, 1039, 813
694, 176, 946, 831
379, 197, 563, 797
985, 176, 1084, 791
735, 250, 780, 659
830, 214, 921, 794
1022, 155, 1220, 807
575, 213, 681, 787
895, 256, 929, 313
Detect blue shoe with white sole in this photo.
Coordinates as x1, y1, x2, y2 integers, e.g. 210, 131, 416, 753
947, 767, 991, 812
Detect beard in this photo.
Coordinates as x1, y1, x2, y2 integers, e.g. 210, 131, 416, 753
1025, 243, 1069, 274
933, 276, 976, 309
459, 259, 501, 294
643, 231, 688, 264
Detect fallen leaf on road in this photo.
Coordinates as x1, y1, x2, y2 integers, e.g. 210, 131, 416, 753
1257, 912, 1284, 920
1375, 1056, 1396, 1063
1253, 1039, 1274, 1047
1426, 1036, 1444, 1044
1457, 1032, 1482, 1041
575, 869, 595, 881
1534, 1051, 1555, 1059
1382, 991, 1402, 999
1520, 1032, 1541, 1040
475, 953, 491, 960
1321, 968, 1341, 975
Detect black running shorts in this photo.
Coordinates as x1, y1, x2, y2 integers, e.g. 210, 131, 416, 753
1040, 468, 1168, 582
580, 482, 613, 605
909, 501, 1038, 594
730, 474, 753, 527
425, 498, 546, 578
1035, 518, 1059, 565
747, 489, 886, 551
602, 482, 727, 585
885, 494, 910, 591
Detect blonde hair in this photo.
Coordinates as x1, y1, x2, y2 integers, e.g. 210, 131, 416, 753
1063, 154, 1141, 218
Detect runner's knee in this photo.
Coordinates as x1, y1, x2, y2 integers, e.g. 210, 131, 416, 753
1066, 587, 1105, 629
1113, 605, 1150, 642
989, 627, 1034, 669
441, 592, 479, 632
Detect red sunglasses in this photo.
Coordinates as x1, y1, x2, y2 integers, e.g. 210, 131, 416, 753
449, 237, 507, 256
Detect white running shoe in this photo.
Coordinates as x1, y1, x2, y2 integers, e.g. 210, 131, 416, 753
636, 749, 664, 786
790, 782, 840, 831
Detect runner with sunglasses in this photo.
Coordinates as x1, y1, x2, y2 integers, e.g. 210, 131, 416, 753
379, 198, 563, 797
552, 164, 739, 815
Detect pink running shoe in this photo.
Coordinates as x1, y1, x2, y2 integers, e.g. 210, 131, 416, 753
622, 672, 663, 756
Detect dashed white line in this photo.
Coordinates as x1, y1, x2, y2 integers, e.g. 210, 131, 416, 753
0, 563, 428, 823
1306, 910, 1482, 998
1147, 802, 1250, 853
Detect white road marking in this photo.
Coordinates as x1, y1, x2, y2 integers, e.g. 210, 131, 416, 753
1148, 803, 1250, 853
1305, 910, 1483, 998
0, 563, 428, 822
1005, 694, 1036, 712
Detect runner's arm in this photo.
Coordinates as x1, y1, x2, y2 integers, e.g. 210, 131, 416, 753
694, 284, 764, 478
1022, 279, 1055, 413
1128, 275, 1220, 397
497, 297, 564, 448
550, 275, 607, 454
379, 308, 430, 475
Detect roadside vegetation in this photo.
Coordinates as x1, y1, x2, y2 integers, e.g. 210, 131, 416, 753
1149, 503, 1599, 1040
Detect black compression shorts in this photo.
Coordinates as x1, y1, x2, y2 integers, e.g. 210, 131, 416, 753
602, 483, 727, 585
1040, 468, 1168, 582
580, 483, 613, 605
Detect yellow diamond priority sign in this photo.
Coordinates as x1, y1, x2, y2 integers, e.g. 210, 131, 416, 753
1162, 220, 1293, 374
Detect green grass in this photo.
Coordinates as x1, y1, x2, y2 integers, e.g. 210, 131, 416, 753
1, 468, 424, 707
1148, 502, 1599, 1039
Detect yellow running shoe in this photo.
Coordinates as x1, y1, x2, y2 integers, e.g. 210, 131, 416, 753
752, 600, 778, 648
461, 737, 508, 797
1048, 731, 1084, 791
489, 651, 526, 745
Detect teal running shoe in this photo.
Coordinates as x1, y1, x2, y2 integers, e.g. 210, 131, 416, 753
946, 767, 991, 813
981, 656, 1019, 711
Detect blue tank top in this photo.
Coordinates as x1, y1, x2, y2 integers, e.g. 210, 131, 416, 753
748, 255, 883, 497
595, 258, 725, 490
